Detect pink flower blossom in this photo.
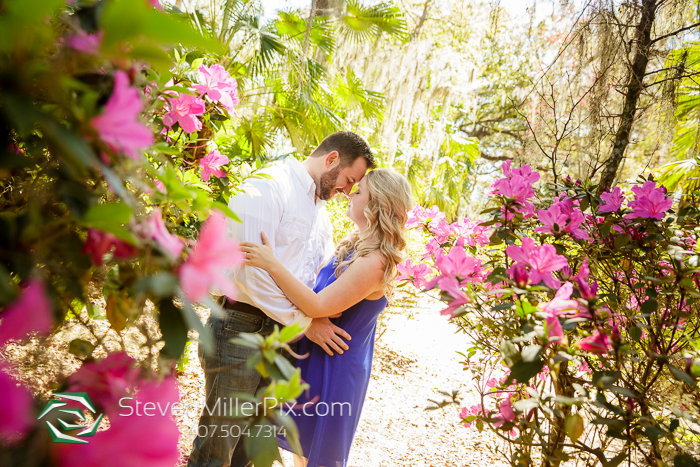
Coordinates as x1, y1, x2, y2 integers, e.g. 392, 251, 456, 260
427, 245, 483, 289
0, 365, 33, 443
66, 352, 141, 414
162, 94, 205, 133
506, 237, 568, 288
540, 282, 579, 317
83, 228, 138, 266
153, 180, 166, 193
57, 376, 180, 467
66, 29, 103, 55
429, 220, 453, 243
625, 181, 673, 220
545, 313, 565, 344
396, 259, 432, 288
598, 186, 625, 213
459, 404, 482, 428
451, 218, 492, 247
405, 204, 446, 230
421, 238, 443, 259
146, 208, 184, 259
0, 278, 53, 346
490, 160, 540, 218
199, 150, 229, 181
573, 259, 598, 300
493, 398, 516, 427
90, 70, 154, 160
192, 64, 240, 112
178, 211, 245, 302
536, 197, 588, 240
576, 330, 612, 355
436, 277, 470, 318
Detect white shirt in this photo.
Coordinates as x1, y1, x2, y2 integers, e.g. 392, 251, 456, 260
224, 158, 335, 327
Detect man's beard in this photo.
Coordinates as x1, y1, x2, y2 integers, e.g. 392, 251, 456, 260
318, 165, 341, 200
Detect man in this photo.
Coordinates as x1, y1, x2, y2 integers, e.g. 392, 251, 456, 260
187, 131, 376, 467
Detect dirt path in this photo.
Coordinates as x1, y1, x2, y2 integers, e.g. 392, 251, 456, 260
176, 295, 509, 467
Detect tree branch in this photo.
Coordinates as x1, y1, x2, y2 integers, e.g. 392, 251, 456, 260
650, 21, 700, 44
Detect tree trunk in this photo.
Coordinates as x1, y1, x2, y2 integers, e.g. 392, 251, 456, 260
597, 0, 658, 193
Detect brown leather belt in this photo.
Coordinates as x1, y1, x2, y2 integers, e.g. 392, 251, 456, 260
221, 298, 268, 318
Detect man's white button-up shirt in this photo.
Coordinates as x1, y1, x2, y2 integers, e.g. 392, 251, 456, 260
224, 158, 335, 327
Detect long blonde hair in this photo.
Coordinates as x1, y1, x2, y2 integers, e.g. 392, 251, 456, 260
334, 168, 414, 298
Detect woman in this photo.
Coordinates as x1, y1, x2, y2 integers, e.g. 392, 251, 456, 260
240, 168, 413, 467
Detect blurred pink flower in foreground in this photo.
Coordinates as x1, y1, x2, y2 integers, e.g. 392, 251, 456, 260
493, 398, 516, 427
66, 352, 140, 415
598, 186, 625, 213
192, 64, 240, 112
0, 278, 53, 346
82, 228, 138, 266
576, 330, 612, 355
0, 365, 33, 443
146, 208, 184, 259
396, 259, 432, 288
178, 211, 245, 302
58, 376, 180, 467
90, 70, 154, 160
162, 94, 205, 133
66, 29, 103, 55
199, 149, 229, 181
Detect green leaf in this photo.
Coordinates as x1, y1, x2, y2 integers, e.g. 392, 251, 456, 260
506, 357, 544, 385
83, 202, 133, 224
640, 299, 658, 314
243, 420, 283, 467
669, 365, 696, 386
629, 326, 642, 342
674, 454, 700, 467
68, 339, 95, 358
158, 298, 189, 359
565, 414, 584, 443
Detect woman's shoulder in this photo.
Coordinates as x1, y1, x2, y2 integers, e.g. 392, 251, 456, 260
354, 251, 386, 271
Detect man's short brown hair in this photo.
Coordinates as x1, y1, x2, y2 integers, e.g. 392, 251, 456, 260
310, 131, 376, 169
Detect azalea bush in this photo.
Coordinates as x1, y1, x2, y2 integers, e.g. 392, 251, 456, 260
0, 1, 306, 466
398, 162, 700, 466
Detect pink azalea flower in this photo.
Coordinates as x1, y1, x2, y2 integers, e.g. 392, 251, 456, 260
57, 376, 180, 467
82, 228, 138, 266
146, 208, 184, 259
178, 211, 245, 302
598, 186, 625, 213
536, 197, 589, 240
153, 180, 166, 193
405, 203, 425, 229
147, 0, 163, 9
0, 365, 33, 443
625, 181, 673, 220
544, 313, 565, 344
429, 220, 453, 243
573, 259, 598, 300
490, 160, 540, 218
506, 237, 568, 288
459, 403, 482, 428
396, 259, 432, 288
493, 398, 516, 427
90, 70, 154, 160
199, 149, 229, 181
192, 64, 240, 112
0, 278, 53, 346
427, 246, 483, 289
451, 218, 492, 247
576, 330, 612, 355
66, 352, 141, 415
162, 93, 205, 133
509, 263, 530, 287
436, 277, 470, 318
540, 282, 579, 316
66, 29, 103, 55
421, 238, 443, 259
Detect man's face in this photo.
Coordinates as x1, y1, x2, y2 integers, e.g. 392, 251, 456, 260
317, 157, 368, 201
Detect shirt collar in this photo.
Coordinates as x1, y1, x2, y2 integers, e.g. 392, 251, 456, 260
285, 157, 321, 203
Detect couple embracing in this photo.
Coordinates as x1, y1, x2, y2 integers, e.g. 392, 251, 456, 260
187, 131, 413, 467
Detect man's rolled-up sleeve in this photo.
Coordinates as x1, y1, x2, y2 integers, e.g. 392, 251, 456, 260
227, 180, 312, 328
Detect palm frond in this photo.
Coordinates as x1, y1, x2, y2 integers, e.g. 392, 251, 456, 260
338, 0, 408, 44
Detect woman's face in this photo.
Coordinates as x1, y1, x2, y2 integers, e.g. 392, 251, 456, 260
346, 176, 371, 231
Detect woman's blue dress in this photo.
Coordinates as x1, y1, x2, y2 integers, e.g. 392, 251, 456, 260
278, 255, 387, 467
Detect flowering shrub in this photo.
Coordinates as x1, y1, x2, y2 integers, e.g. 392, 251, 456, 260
0, 1, 305, 465
399, 162, 700, 466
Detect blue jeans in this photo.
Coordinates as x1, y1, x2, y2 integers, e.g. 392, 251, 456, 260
187, 308, 293, 467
